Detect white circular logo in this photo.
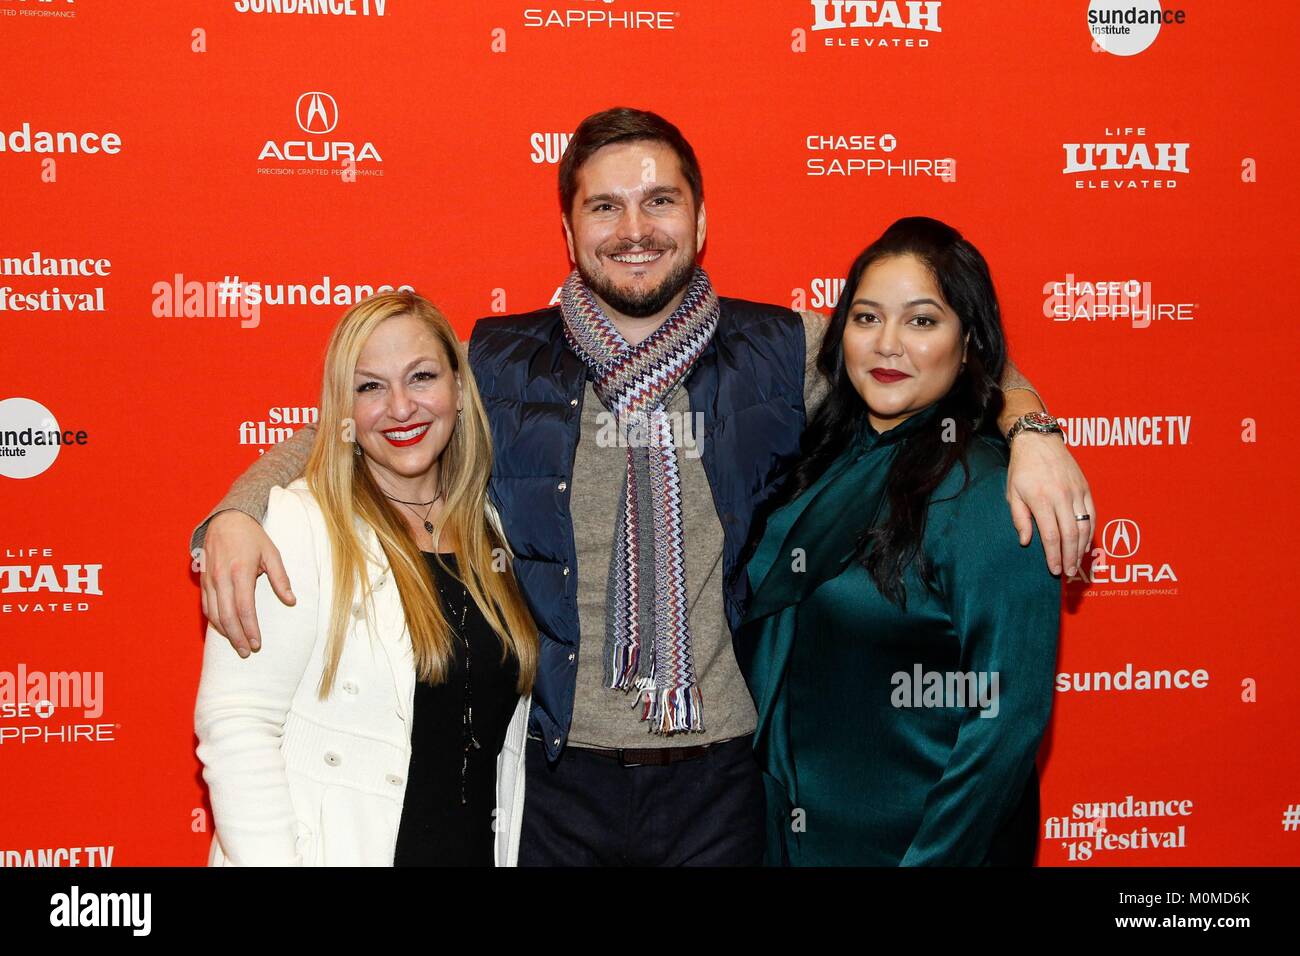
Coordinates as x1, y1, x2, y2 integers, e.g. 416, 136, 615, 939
1089, 0, 1164, 57
0, 397, 64, 479
1101, 518, 1141, 559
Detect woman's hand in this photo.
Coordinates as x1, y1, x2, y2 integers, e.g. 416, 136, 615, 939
199, 510, 296, 657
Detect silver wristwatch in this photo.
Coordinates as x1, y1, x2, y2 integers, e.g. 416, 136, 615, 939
1006, 411, 1063, 443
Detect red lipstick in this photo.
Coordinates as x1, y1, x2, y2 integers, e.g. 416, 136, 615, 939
380, 423, 431, 447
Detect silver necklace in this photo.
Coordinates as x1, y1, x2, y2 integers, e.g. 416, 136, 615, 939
385, 491, 442, 535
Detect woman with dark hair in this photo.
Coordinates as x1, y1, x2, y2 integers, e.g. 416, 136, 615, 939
736, 217, 1061, 866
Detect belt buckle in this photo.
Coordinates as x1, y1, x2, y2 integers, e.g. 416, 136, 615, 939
619, 749, 650, 768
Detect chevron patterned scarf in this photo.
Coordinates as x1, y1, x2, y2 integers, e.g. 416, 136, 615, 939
560, 266, 719, 734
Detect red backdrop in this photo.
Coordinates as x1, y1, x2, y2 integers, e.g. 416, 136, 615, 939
2, 0, 1297, 866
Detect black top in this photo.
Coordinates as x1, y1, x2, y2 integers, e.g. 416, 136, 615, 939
393, 552, 521, 867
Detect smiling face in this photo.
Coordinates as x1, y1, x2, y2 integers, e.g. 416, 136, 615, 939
562, 138, 706, 323
351, 313, 462, 499
842, 254, 970, 433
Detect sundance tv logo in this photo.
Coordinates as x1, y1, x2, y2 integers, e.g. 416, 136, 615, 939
234, 0, 387, 15
1056, 414, 1191, 448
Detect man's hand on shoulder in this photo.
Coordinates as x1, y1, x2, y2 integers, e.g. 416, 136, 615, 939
1005, 432, 1095, 578
198, 510, 295, 658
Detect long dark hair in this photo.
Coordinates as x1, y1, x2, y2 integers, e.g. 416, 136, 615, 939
753, 216, 1008, 610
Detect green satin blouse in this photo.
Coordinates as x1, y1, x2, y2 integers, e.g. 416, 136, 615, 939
737, 402, 1061, 866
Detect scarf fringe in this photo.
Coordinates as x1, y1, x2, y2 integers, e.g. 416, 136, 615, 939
607, 642, 641, 692
633, 679, 705, 734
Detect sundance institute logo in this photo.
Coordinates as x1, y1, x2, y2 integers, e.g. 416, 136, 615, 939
0, 398, 88, 479
1087, 0, 1186, 56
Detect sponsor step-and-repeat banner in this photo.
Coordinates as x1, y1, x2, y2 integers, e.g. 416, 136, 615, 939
2, 1, 1297, 867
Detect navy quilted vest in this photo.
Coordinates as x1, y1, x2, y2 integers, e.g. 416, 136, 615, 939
468, 298, 806, 761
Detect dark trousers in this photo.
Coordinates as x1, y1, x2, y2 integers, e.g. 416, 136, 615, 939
518, 734, 766, 866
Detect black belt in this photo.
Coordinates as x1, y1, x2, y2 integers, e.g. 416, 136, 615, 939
579, 743, 714, 767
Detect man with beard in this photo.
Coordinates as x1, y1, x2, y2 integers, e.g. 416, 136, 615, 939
190, 107, 1094, 865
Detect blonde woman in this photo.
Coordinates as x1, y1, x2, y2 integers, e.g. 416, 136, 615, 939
194, 291, 537, 866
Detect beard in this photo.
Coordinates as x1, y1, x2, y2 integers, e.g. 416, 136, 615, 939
580, 248, 697, 319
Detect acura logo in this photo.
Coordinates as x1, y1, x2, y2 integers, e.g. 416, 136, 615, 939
295, 92, 338, 135
1101, 518, 1140, 559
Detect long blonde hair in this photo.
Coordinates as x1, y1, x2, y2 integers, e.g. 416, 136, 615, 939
304, 290, 537, 697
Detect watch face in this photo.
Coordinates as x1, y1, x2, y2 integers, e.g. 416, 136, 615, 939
1009, 413, 1061, 439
